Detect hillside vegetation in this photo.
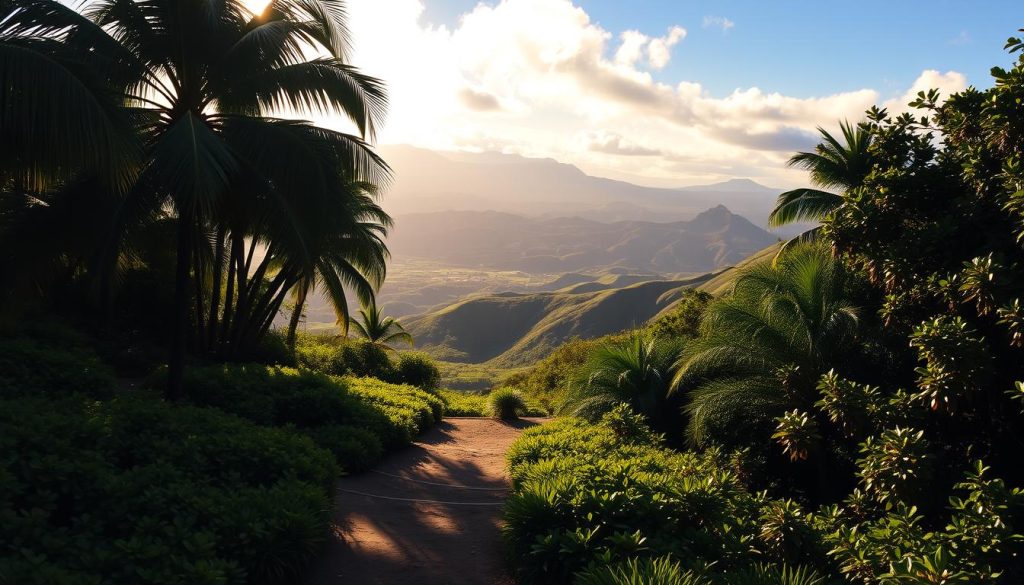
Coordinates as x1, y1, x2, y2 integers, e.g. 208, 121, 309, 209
408, 275, 714, 366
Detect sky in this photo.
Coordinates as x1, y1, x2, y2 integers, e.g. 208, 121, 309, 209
245, 0, 1023, 188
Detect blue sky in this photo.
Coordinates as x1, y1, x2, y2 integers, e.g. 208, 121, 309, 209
341, 0, 1022, 186
420, 0, 1021, 98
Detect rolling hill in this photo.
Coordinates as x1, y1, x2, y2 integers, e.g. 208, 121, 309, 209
405, 274, 715, 367
405, 242, 783, 367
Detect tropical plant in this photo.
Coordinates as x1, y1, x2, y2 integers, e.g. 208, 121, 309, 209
0, 0, 390, 400
560, 332, 685, 432
488, 387, 527, 420
349, 300, 413, 350
284, 181, 392, 352
672, 243, 859, 447
768, 121, 873, 252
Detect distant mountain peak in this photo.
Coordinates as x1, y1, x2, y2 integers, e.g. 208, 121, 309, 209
681, 178, 777, 193
691, 204, 734, 222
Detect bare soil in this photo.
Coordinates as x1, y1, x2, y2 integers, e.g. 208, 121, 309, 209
304, 417, 543, 585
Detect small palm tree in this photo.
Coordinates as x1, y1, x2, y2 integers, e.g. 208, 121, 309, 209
769, 121, 873, 252
560, 332, 686, 431
672, 243, 859, 447
348, 301, 413, 350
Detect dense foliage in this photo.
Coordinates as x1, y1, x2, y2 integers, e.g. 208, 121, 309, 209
506, 29, 1024, 585
0, 396, 337, 584
504, 408, 828, 584
294, 333, 441, 390
0, 0, 391, 399
176, 363, 441, 465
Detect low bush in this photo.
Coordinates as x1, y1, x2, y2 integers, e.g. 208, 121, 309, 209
488, 387, 527, 419
345, 376, 444, 435
503, 409, 829, 584
0, 339, 116, 399
439, 389, 489, 416
175, 364, 442, 470
295, 334, 395, 380
394, 352, 441, 391
0, 396, 336, 584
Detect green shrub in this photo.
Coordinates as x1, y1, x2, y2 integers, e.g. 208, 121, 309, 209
173, 364, 425, 471
303, 425, 384, 473
295, 334, 395, 380
344, 376, 444, 435
503, 414, 830, 584
489, 387, 527, 419
575, 556, 704, 585
0, 396, 336, 584
0, 339, 116, 399
439, 389, 489, 416
394, 352, 441, 390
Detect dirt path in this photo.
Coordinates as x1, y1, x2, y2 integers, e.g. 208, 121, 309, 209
305, 417, 542, 585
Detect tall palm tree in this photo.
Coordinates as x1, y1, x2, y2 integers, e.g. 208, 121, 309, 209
2, 0, 389, 399
348, 300, 412, 350
560, 332, 685, 432
769, 121, 873, 251
671, 243, 859, 447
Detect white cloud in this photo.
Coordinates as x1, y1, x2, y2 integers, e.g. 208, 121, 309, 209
883, 70, 968, 113
702, 16, 735, 32
336, 0, 966, 187
646, 26, 687, 69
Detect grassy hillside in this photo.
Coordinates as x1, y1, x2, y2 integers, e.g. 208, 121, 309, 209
407, 274, 715, 367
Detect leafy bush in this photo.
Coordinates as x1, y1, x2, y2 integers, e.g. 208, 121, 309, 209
489, 387, 527, 419
0, 339, 116, 399
439, 389, 489, 416
576, 558, 827, 585
503, 414, 829, 584
394, 352, 441, 390
295, 334, 395, 380
0, 396, 336, 584
344, 376, 444, 436
173, 364, 440, 471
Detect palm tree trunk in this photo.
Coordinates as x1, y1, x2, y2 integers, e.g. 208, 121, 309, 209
218, 235, 238, 358
193, 242, 206, 352
287, 281, 308, 352
167, 210, 193, 402
207, 225, 226, 353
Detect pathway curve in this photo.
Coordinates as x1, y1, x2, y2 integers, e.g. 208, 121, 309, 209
305, 417, 542, 585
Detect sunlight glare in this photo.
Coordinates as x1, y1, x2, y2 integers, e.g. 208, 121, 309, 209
242, 0, 271, 15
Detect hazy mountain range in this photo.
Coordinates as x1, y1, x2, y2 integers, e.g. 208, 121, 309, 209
378, 145, 789, 228
298, 147, 791, 358
387, 205, 778, 274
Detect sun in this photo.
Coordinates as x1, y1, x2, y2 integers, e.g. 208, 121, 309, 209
241, 0, 271, 15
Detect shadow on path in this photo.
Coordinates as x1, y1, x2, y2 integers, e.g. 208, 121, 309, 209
304, 418, 544, 585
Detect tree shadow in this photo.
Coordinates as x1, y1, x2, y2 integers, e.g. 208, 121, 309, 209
303, 419, 529, 585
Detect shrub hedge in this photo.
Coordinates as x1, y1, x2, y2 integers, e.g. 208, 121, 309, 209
0, 340, 116, 399
503, 407, 828, 584
178, 364, 442, 469
0, 396, 337, 585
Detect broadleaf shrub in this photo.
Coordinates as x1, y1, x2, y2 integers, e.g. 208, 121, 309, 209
0, 396, 337, 584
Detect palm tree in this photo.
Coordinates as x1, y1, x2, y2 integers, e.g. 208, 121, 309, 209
285, 181, 392, 352
671, 243, 859, 447
2, 0, 389, 399
768, 121, 872, 251
348, 300, 413, 350
560, 332, 686, 432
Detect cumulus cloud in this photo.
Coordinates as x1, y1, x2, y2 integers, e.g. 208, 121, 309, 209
459, 87, 503, 112
585, 131, 663, 156
702, 16, 735, 32
646, 26, 687, 69
336, 0, 968, 187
